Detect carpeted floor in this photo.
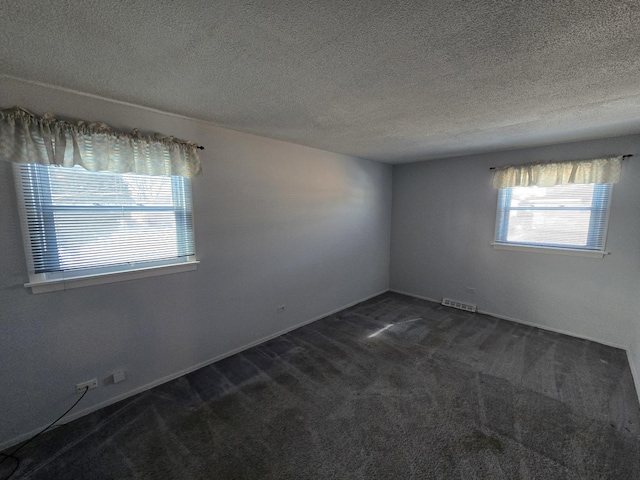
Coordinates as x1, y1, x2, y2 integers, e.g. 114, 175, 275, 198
3, 292, 640, 479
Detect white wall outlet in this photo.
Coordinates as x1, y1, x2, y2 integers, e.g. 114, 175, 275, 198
76, 378, 98, 394
112, 370, 126, 384
277, 304, 286, 313
465, 287, 476, 294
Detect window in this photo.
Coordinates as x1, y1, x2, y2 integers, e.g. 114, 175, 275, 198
494, 183, 612, 257
2, 107, 201, 293
15, 163, 197, 293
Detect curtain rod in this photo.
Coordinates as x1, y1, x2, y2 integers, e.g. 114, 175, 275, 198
488, 154, 633, 170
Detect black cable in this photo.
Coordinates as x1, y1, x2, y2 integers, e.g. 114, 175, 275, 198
0, 386, 90, 480
0, 455, 18, 480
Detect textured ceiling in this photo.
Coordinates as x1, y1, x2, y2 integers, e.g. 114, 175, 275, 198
1, 0, 640, 163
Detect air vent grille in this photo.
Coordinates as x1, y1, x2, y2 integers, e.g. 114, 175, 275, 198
442, 298, 477, 313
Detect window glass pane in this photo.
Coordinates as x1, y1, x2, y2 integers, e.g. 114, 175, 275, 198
48, 166, 176, 207
17, 163, 195, 276
509, 184, 594, 208
53, 210, 180, 270
505, 209, 592, 246
495, 183, 610, 251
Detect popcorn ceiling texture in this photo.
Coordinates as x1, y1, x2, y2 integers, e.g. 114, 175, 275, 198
1, 0, 640, 163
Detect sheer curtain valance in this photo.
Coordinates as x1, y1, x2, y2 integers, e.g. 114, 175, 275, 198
492, 156, 622, 189
0, 107, 202, 177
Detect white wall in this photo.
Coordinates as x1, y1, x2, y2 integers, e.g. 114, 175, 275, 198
391, 135, 640, 349
0, 76, 392, 448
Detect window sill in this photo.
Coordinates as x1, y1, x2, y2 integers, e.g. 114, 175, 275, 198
491, 243, 608, 258
25, 261, 199, 294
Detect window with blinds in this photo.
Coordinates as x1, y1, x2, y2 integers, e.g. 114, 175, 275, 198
14, 163, 196, 288
494, 183, 611, 251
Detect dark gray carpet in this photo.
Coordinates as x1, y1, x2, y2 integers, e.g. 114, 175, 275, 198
4, 293, 640, 479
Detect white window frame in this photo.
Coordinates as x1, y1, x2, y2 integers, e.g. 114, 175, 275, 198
491, 183, 612, 258
14, 164, 198, 294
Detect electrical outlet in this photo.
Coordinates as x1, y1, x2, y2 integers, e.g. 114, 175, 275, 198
465, 287, 476, 294
112, 370, 126, 384
76, 378, 98, 394
277, 304, 286, 313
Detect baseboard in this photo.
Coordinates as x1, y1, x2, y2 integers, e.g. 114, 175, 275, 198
389, 289, 440, 305
1, 289, 388, 451
390, 289, 628, 350
628, 348, 640, 405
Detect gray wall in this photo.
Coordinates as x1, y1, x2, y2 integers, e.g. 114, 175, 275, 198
391, 135, 640, 349
0, 77, 392, 447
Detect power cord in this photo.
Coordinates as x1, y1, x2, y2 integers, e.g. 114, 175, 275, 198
0, 455, 18, 480
0, 386, 90, 480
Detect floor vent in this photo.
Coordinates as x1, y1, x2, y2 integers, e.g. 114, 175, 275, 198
442, 298, 477, 313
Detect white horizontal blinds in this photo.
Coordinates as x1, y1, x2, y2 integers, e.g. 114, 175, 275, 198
496, 183, 611, 250
18, 164, 194, 274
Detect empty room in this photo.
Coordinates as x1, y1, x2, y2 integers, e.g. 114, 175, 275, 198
1, 1, 639, 479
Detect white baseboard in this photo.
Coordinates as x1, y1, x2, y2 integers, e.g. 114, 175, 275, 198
389, 289, 440, 304
628, 349, 640, 404
389, 289, 627, 350
1, 289, 388, 451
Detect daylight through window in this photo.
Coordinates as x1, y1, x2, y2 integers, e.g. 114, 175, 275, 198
15, 163, 196, 289
494, 183, 611, 252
